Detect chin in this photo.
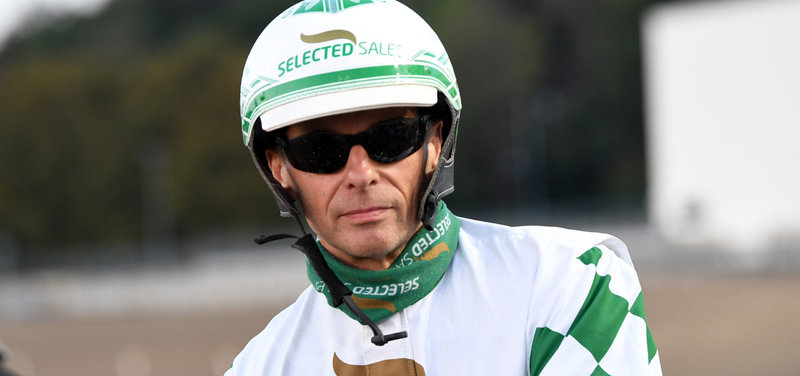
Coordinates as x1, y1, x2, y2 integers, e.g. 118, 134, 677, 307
347, 238, 399, 258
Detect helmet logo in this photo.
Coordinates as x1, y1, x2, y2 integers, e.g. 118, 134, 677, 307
277, 27, 408, 78
301, 29, 357, 45
278, 31, 357, 77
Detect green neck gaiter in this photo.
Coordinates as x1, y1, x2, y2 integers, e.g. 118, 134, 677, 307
307, 201, 460, 324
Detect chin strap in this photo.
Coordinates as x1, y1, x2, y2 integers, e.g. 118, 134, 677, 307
420, 192, 439, 231
254, 216, 408, 346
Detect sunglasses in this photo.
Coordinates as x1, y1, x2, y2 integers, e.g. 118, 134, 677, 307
277, 115, 430, 174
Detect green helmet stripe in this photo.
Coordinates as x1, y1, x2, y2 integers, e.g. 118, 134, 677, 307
241, 63, 461, 141
287, 0, 382, 16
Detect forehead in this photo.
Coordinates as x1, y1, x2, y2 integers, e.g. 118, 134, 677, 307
286, 107, 418, 138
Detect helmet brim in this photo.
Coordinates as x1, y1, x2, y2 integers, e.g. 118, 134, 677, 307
258, 84, 438, 132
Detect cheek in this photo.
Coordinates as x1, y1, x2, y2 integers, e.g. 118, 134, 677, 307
389, 155, 425, 198
297, 191, 327, 234
291, 174, 333, 213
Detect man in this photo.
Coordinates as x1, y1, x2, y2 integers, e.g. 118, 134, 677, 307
228, 1, 661, 375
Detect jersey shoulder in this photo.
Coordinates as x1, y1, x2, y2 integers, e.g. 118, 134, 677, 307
456, 216, 632, 265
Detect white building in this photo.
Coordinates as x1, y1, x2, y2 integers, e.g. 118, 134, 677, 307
642, 0, 800, 253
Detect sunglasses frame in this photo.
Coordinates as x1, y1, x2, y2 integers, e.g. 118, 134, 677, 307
277, 115, 431, 174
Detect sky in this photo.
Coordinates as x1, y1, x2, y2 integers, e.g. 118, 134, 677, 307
0, 0, 111, 49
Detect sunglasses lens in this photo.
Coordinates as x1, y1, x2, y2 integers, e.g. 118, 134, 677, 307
365, 118, 426, 163
285, 132, 349, 173
283, 116, 427, 174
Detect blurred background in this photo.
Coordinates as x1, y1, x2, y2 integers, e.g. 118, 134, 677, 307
0, 0, 798, 375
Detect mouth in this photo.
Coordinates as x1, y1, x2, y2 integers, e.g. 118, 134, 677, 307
341, 206, 391, 223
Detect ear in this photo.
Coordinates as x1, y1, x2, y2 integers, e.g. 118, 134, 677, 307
266, 149, 297, 198
425, 119, 444, 174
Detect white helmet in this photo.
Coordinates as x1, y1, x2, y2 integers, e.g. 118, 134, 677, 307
240, 0, 462, 227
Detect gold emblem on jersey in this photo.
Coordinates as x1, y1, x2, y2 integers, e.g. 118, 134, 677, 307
333, 353, 426, 375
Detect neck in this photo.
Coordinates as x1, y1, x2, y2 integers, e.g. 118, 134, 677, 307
320, 222, 423, 271
324, 247, 402, 271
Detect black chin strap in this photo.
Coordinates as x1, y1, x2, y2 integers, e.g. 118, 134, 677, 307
421, 192, 438, 231
419, 123, 440, 232
254, 216, 408, 346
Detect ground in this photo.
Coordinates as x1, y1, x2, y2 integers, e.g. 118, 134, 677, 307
1, 272, 799, 375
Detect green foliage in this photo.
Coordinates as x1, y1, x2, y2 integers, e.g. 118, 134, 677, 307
0, 1, 284, 260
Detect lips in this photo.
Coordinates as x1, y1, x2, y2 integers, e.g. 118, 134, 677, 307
340, 206, 390, 223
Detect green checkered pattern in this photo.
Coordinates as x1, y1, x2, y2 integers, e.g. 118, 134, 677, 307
530, 247, 659, 376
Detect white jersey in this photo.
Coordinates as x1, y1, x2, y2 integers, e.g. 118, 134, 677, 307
226, 217, 662, 375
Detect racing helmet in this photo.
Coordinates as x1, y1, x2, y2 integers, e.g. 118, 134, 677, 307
240, 0, 462, 227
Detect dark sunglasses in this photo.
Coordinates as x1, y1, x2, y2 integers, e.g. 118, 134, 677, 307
277, 115, 430, 174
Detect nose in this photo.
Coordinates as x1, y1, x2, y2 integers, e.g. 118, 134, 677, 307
343, 145, 379, 189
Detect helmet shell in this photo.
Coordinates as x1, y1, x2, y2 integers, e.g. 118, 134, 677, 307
240, 0, 461, 143
241, 0, 461, 221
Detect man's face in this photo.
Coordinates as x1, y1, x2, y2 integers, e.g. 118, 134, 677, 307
267, 107, 443, 271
